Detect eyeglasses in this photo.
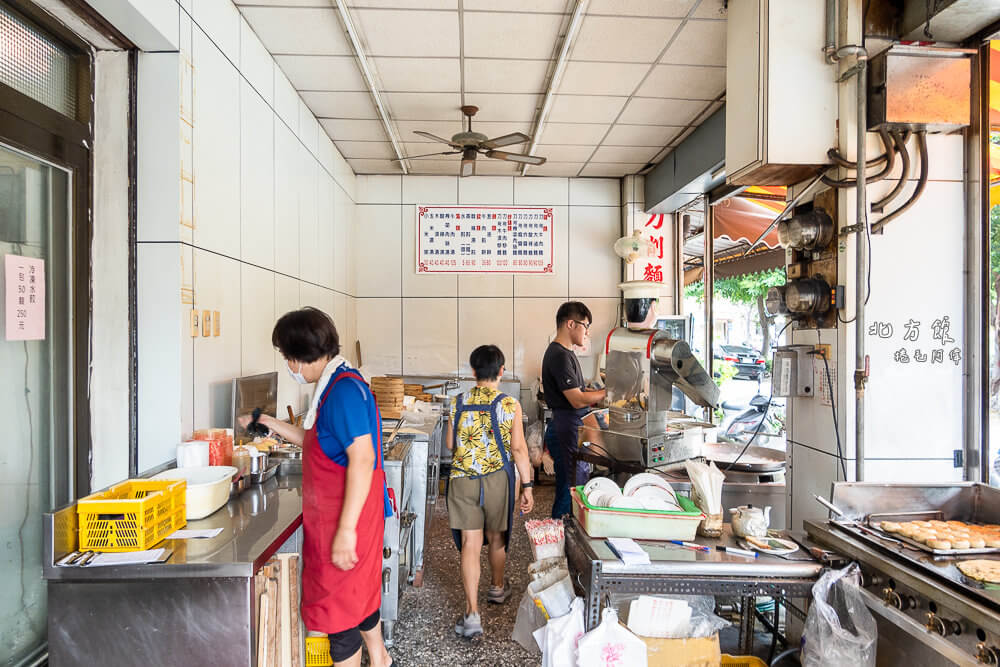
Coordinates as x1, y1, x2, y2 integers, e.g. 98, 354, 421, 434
572, 320, 591, 331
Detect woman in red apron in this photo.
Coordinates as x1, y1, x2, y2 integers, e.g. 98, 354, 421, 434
268, 308, 393, 667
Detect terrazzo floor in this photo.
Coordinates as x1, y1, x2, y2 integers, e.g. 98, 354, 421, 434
382, 484, 555, 666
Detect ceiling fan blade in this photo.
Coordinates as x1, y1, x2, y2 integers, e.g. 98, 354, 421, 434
414, 130, 460, 147
484, 150, 546, 166
481, 132, 531, 149
460, 147, 477, 177
391, 150, 461, 162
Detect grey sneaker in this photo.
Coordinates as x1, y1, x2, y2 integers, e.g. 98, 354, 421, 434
454, 612, 483, 639
487, 579, 512, 604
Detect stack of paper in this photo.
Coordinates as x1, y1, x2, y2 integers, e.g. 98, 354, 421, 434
87, 548, 167, 567
627, 596, 693, 638
606, 537, 651, 566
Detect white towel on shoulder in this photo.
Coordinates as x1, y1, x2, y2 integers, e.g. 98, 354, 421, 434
303, 355, 353, 430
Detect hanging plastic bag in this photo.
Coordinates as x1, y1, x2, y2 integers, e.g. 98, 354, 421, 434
527, 421, 544, 467
576, 608, 647, 667
802, 563, 877, 667
534, 597, 585, 667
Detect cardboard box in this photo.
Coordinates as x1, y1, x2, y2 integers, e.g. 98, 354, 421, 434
641, 632, 722, 667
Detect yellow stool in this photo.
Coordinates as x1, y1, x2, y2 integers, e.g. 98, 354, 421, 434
305, 636, 333, 667
721, 655, 768, 667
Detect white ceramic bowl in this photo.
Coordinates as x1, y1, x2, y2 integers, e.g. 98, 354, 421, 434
152, 466, 237, 520
609, 496, 645, 510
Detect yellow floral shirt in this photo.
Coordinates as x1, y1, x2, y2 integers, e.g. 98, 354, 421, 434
449, 386, 518, 479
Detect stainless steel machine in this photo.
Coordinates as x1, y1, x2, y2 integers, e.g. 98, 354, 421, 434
806, 483, 1000, 666
591, 281, 719, 469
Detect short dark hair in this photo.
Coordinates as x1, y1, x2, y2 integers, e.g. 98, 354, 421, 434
469, 345, 505, 381
271, 307, 340, 363
556, 301, 592, 329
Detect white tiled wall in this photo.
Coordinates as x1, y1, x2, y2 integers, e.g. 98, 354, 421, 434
136, 1, 357, 473
354, 175, 622, 414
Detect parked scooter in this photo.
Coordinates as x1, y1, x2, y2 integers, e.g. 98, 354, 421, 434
721, 394, 784, 444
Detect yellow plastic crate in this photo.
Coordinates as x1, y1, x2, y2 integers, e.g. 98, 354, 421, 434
77, 479, 186, 552
722, 655, 768, 667
305, 636, 332, 666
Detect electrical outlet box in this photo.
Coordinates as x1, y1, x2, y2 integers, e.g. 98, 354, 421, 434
190, 310, 199, 337
773, 345, 816, 397
814, 344, 832, 360
213, 310, 220, 337
202, 310, 212, 337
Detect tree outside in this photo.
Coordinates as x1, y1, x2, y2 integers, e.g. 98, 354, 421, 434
685, 267, 787, 354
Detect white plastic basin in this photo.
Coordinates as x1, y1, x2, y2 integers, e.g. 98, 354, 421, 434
152, 466, 237, 520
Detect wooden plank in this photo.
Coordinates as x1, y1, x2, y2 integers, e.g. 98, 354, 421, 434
266, 575, 279, 667
287, 555, 302, 667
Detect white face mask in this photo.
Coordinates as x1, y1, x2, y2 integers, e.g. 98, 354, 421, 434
285, 359, 308, 385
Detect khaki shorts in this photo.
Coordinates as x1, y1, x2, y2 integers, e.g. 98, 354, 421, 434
448, 469, 510, 533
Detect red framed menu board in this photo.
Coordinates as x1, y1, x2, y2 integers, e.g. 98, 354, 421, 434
416, 205, 554, 274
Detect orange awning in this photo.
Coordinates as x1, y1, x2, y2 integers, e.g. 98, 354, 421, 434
713, 195, 782, 249
991, 42, 1000, 128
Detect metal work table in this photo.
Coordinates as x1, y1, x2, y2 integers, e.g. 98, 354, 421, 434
564, 518, 823, 654
44, 473, 304, 666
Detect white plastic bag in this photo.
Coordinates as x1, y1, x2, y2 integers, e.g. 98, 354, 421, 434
535, 597, 585, 667
802, 563, 877, 667
576, 608, 647, 667
527, 421, 544, 466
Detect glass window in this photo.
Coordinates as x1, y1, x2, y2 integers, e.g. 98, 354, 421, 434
0, 4, 79, 118
0, 142, 71, 663
990, 40, 999, 485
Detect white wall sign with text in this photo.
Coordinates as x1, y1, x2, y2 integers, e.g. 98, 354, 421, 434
5, 254, 46, 341
416, 205, 554, 274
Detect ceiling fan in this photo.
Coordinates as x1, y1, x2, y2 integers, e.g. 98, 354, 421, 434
394, 105, 546, 177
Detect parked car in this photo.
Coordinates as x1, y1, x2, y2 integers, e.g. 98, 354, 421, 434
715, 345, 766, 380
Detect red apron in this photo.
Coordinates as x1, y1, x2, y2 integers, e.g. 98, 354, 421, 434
301, 370, 388, 634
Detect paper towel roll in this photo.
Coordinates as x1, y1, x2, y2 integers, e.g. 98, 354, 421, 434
177, 440, 210, 468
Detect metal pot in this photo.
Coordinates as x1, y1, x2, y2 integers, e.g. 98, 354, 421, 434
249, 452, 269, 475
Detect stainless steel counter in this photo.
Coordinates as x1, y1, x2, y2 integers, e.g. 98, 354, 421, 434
565, 517, 822, 654
44, 473, 304, 666
43, 475, 303, 581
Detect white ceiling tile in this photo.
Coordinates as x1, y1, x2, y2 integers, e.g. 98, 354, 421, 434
691, 0, 727, 19
235, 0, 329, 5
590, 145, 659, 163
463, 12, 564, 60
239, 7, 352, 55
408, 159, 461, 175
275, 55, 367, 91
462, 0, 568, 11
336, 141, 398, 159
302, 91, 379, 118
466, 94, 540, 122
588, 0, 695, 17
579, 162, 644, 177
549, 95, 627, 123
354, 9, 459, 57
320, 118, 389, 141
559, 61, 649, 95
525, 162, 584, 177
371, 58, 461, 92
660, 20, 726, 66
618, 97, 704, 125
349, 158, 403, 173
636, 64, 725, 99
603, 124, 680, 146
540, 123, 610, 144
537, 144, 595, 162
573, 16, 681, 63
464, 59, 549, 94
472, 121, 535, 140
385, 92, 462, 120
348, 0, 457, 7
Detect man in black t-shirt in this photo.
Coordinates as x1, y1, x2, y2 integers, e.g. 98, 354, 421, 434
541, 302, 606, 518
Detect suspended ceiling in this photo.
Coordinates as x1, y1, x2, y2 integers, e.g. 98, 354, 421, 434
236, 0, 727, 177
